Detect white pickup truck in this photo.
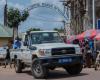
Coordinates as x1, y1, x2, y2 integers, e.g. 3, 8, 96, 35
10, 31, 83, 79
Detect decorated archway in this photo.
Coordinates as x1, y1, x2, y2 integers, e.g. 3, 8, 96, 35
25, 3, 70, 21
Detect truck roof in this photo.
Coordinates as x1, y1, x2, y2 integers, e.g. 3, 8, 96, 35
18, 31, 58, 37
30, 31, 58, 33
20, 31, 58, 34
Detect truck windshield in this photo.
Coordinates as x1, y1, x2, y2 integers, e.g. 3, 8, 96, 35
31, 32, 63, 44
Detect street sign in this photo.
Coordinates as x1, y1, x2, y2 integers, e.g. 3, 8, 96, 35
97, 19, 100, 29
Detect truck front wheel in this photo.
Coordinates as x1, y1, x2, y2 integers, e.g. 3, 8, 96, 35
65, 64, 83, 75
31, 58, 48, 79
15, 59, 23, 73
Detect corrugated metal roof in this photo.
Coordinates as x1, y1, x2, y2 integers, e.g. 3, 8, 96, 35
0, 24, 13, 37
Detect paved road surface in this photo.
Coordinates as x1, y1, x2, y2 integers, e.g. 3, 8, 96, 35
0, 65, 100, 80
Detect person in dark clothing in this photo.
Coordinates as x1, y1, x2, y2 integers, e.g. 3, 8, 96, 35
84, 42, 92, 68
4, 48, 12, 68
73, 39, 80, 45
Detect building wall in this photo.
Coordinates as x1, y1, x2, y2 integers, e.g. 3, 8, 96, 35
0, 37, 11, 47
70, 0, 86, 34
83, 0, 93, 30
95, 0, 100, 29
85, 0, 100, 29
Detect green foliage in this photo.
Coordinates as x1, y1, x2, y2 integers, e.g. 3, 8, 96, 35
54, 27, 64, 33
7, 8, 29, 28
21, 10, 29, 22
28, 28, 42, 31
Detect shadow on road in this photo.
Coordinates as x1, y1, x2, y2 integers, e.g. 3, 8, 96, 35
22, 69, 88, 79
22, 70, 32, 75
47, 70, 88, 79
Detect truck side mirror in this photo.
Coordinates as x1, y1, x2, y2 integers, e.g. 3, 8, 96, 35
24, 41, 28, 46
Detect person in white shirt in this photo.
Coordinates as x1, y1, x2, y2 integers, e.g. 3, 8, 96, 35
94, 51, 100, 70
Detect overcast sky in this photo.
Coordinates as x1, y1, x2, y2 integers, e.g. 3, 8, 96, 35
0, 0, 68, 32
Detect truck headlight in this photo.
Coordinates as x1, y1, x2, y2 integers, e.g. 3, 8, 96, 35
39, 49, 51, 56
75, 47, 82, 54
39, 49, 45, 56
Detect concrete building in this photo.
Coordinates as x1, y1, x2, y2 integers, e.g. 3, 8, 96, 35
95, 0, 100, 29
84, 0, 100, 30
0, 24, 13, 47
64, 0, 100, 35
64, 0, 86, 34
83, 0, 92, 30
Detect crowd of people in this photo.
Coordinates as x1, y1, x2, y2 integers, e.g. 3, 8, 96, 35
72, 38, 100, 69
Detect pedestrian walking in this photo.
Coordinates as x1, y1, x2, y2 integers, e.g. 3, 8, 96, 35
12, 37, 21, 67
4, 48, 12, 68
89, 39, 95, 65
84, 42, 92, 68
94, 51, 100, 70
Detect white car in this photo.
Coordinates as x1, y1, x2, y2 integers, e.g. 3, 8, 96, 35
0, 47, 6, 59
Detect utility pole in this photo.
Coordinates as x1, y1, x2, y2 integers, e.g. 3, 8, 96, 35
4, 0, 7, 26
92, 0, 95, 29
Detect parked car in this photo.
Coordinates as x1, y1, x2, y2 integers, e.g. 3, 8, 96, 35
0, 47, 6, 61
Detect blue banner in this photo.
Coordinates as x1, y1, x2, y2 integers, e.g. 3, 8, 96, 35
97, 19, 100, 29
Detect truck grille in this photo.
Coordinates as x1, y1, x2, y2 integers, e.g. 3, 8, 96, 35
51, 47, 75, 56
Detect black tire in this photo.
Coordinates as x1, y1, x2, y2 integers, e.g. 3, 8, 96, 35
65, 64, 83, 75
31, 58, 48, 79
15, 59, 23, 73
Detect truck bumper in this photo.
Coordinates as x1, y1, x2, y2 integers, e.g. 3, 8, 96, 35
39, 54, 83, 67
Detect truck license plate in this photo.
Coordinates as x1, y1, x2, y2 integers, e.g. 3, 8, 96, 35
58, 58, 72, 63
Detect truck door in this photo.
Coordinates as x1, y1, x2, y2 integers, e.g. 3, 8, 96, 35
22, 35, 32, 63
22, 49, 31, 63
